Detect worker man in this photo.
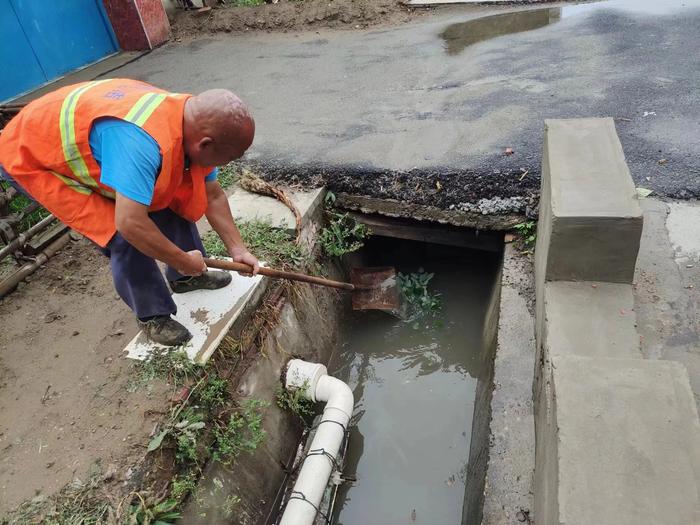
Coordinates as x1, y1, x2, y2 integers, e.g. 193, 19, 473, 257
0, 79, 260, 346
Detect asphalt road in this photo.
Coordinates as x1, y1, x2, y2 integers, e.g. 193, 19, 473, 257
113, 0, 700, 207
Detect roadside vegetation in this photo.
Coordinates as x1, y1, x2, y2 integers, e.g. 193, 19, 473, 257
202, 218, 310, 270
513, 220, 537, 251
3, 331, 272, 524
276, 380, 316, 425
319, 191, 369, 258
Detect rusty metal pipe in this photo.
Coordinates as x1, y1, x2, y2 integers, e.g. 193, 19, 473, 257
0, 214, 56, 262
0, 232, 70, 298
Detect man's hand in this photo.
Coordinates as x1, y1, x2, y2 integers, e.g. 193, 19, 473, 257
230, 246, 260, 276
176, 250, 207, 276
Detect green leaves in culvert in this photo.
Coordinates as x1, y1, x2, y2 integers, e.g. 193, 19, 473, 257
397, 269, 442, 325
513, 221, 537, 250
319, 211, 369, 257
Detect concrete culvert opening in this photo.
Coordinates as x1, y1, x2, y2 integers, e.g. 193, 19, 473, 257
275, 218, 505, 525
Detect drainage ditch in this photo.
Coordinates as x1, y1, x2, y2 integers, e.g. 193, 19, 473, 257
326, 234, 503, 524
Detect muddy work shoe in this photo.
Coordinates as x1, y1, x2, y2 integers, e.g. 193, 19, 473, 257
169, 271, 232, 294
138, 316, 192, 346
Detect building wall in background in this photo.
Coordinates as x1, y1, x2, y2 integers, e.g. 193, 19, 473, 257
102, 0, 170, 51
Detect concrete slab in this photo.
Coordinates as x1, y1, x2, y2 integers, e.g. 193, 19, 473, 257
535, 118, 643, 285
537, 355, 700, 525
667, 201, 700, 258
634, 198, 700, 404
123, 261, 264, 364
224, 185, 324, 235
540, 281, 641, 360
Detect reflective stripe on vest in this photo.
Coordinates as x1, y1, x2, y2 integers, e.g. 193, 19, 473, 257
57, 83, 168, 199
124, 92, 168, 126
49, 170, 92, 196
59, 80, 113, 198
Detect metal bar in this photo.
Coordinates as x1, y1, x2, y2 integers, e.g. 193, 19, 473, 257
0, 214, 56, 262
0, 232, 70, 298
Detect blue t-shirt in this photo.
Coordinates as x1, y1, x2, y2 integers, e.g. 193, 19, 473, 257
89, 117, 218, 206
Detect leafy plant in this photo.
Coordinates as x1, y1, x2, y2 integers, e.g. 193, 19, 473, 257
276, 381, 315, 422
324, 190, 337, 206
213, 398, 268, 466
398, 270, 442, 319
319, 212, 369, 257
514, 221, 537, 248
197, 374, 229, 410
147, 408, 206, 466
170, 472, 197, 501
127, 497, 181, 525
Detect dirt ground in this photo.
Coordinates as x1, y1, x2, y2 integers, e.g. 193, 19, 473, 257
168, 0, 430, 38
0, 239, 169, 517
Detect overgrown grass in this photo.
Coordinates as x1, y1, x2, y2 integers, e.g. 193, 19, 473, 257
0, 181, 50, 231
127, 349, 201, 392
217, 163, 239, 190
202, 219, 309, 269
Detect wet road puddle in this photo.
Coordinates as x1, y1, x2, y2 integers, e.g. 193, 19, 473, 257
330, 240, 501, 524
441, 0, 700, 55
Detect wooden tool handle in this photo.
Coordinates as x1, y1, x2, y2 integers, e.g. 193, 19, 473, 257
204, 258, 355, 291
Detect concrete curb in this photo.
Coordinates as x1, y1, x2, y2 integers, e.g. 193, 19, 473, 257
533, 118, 700, 524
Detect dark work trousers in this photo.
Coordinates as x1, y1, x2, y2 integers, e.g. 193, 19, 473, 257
100, 208, 207, 320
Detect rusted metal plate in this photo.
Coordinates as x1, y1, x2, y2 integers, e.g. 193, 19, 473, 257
350, 266, 400, 312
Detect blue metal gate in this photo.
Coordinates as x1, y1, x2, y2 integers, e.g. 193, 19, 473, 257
0, 0, 118, 101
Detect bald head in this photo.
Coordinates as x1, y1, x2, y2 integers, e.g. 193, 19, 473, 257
183, 89, 255, 167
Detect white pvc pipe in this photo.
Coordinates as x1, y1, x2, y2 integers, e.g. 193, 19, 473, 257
280, 359, 354, 525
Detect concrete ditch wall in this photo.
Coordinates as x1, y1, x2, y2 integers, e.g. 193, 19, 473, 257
462, 254, 503, 525
533, 118, 700, 524
179, 188, 351, 524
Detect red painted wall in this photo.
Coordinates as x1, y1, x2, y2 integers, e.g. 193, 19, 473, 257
102, 0, 170, 51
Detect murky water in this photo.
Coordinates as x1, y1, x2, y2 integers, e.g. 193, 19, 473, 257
330, 240, 502, 525
441, 0, 700, 55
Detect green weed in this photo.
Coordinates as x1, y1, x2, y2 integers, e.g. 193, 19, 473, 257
514, 221, 537, 248
319, 212, 369, 257
170, 472, 198, 501
0, 181, 50, 231
197, 374, 229, 410
128, 349, 201, 391
202, 220, 309, 269
217, 163, 239, 189
276, 381, 315, 422
398, 270, 442, 320
126, 496, 181, 525
213, 398, 269, 466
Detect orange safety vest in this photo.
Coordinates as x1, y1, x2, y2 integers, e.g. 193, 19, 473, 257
0, 79, 212, 247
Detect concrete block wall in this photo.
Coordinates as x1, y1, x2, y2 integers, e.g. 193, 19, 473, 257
533, 118, 700, 524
